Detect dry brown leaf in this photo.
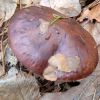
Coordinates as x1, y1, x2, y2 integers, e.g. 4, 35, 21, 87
0, 0, 17, 25
40, 0, 81, 17
78, 3, 100, 22
0, 67, 40, 100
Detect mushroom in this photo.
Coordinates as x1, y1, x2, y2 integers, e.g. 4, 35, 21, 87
8, 6, 98, 82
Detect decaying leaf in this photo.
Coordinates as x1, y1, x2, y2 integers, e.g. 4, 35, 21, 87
81, 21, 94, 33
91, 22, 100, 45
0, 0, 17, 25
78, 3, 100, 22
0, 67, 40, 100
40, 0, 81, 17
82, 22, 100, 45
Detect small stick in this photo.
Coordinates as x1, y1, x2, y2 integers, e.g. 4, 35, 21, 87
84, 0, 100, 10
92, 88, 96, 100
1, 36, 6, 76
50, 14, 66, 25
19, 0, 22, 9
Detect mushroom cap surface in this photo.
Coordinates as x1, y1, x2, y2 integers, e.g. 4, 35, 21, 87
8, 6, 98, 82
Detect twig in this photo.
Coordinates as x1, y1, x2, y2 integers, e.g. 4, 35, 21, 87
50, 14, 67, 25
19, 0, 22, 9
50, 14, 63, 25
0, 21, 8, 76
0, 29, 7, 36
0, 24, 8, 36
1, 36, 5, 75
92, 88, 97, 100
84, 0, 100, 10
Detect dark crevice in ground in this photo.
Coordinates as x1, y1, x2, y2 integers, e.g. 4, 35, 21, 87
36, 76, 80, 95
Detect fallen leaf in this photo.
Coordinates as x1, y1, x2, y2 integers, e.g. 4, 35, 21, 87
0, 0, 17, 24
0, 67, 40, 100
91, 22, 100, 45
81, 21, 94, 33
81, 21, 100, 45
40, 0, 81, 17
78, 4, 100, 22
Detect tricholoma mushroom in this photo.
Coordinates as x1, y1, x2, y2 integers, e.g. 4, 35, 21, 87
8, 6, 98, 82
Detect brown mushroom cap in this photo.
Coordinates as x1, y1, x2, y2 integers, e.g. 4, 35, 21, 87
8, 6, 98, 82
